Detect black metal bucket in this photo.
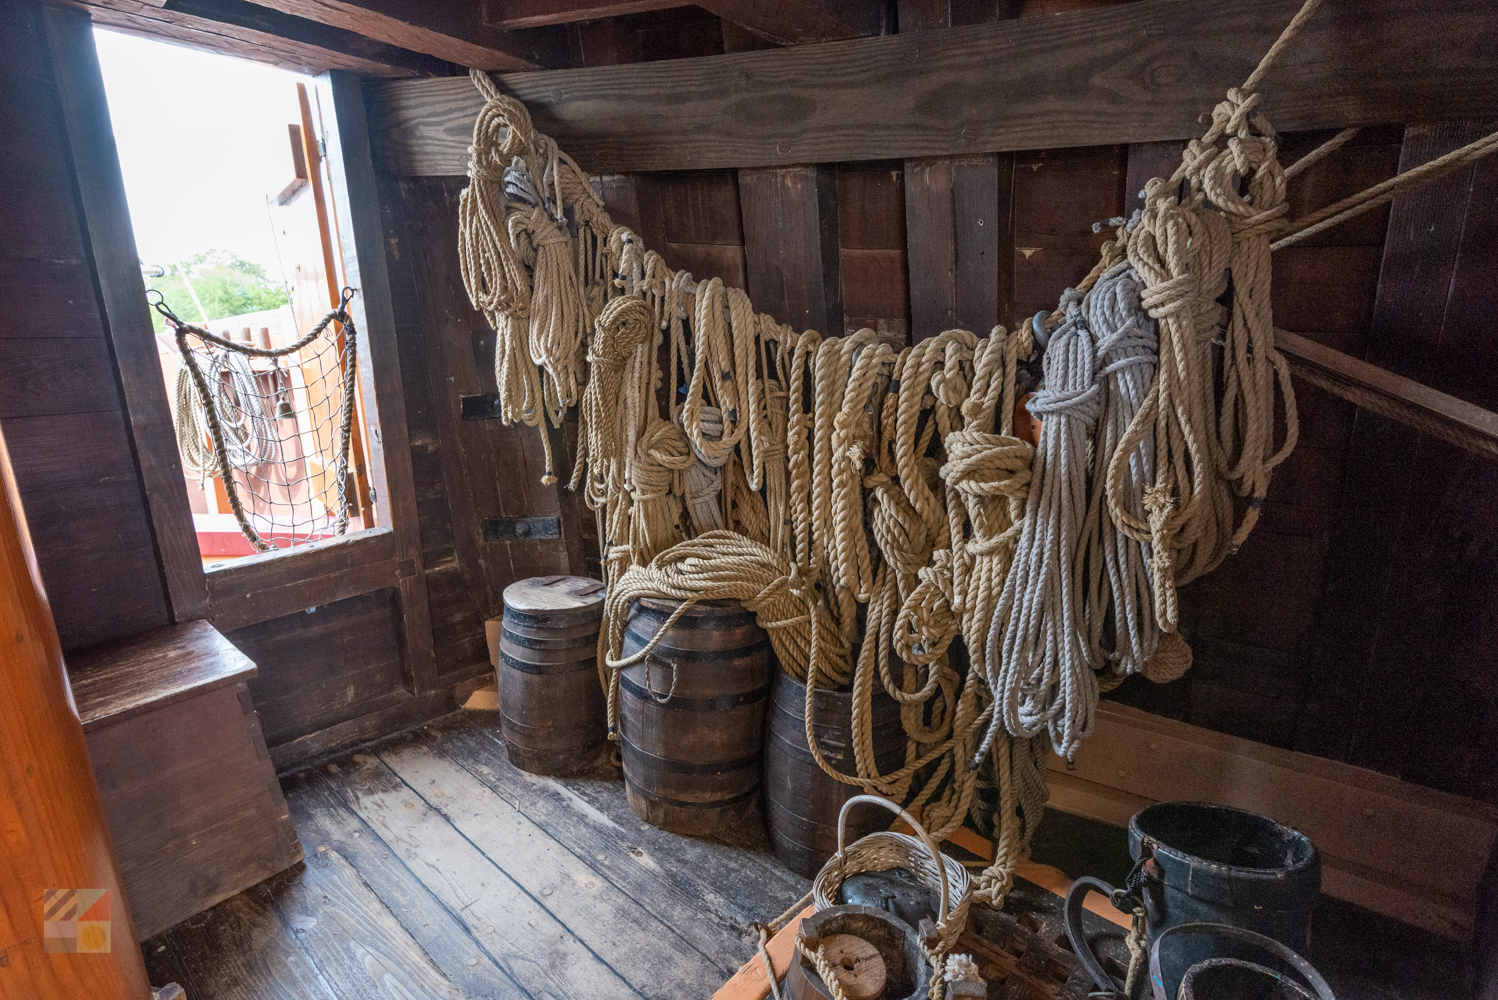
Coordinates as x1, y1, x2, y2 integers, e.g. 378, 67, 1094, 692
1065, 802, 1321, 998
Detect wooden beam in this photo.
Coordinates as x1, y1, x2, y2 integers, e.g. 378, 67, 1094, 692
1276, 328, 1498, 461
204, 528, 401, 631
319, 70, 439, 693
369, 0, 1498, 175
78, 0, 447, 78
483, 0, 690, 31
1049, 703, 1498, 939
43, 4, 211, 623
905, 153, 1012, 340
243, 0, 574, 71
698, 0, 885, 45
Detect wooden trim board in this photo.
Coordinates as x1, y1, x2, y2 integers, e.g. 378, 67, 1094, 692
1050, 703, 1498, 938
369, 0, 1498, 175
1277, 328, 1498, 460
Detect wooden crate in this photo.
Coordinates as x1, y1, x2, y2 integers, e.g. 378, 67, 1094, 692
68, 620, 304, 940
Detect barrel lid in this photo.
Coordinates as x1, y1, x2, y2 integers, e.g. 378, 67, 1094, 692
634, 596, 749, 616
504, 575, 606, 615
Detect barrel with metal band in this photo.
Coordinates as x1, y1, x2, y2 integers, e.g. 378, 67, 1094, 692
765, 670, 904, 877
618, 597, 773, 834
498, 575, 607, 775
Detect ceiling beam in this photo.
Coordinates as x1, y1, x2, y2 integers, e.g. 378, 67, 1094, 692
81, 0, 446, 77
368, 0, 1498, 174
240, 0, 573, 70
697, 0, 886, 44
482, 1, 692, 32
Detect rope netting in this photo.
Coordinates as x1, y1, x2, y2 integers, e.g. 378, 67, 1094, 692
153, 289, 361, 554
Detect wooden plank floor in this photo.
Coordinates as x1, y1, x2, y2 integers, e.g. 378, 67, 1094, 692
143, 710, 810, 999
141, 708, 1474, 1000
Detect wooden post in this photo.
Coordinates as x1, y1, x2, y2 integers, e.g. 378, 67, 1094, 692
0, 430, 152, 997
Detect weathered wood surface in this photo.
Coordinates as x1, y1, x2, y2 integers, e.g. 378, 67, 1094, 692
370, 0, 1498, 175
0, 376, 152, 994
204, 528, 403, 633
43, 6, 210, 624
320, 70, 439, 693
87, 678, 304, 939
1047, 702, 1498, 939
1277, 328, 1498, 460
68, 619, 254, 731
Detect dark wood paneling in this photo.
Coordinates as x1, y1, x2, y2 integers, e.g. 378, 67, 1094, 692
226, 588, 407, 748
371, 0, 1498, 175
739, 164, 841, 335
1011, 144, 1125, 322
662, 241, 748, 289
320, 70, 437, 692
658, 169, 743, 245
837, 160, 908, 343
205, 529, 403, 633
44, 4, 209, 621
905, 152, 1013, 340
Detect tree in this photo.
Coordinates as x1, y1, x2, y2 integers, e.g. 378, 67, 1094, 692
146, 250, 290, 333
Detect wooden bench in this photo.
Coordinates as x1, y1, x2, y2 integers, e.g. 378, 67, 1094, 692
68, 620, 304, 940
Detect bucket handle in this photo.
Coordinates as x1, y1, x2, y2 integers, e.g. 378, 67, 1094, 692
1148, 923, 1335, 1000
1063, 876, 1128, 996
835, 794, 949, 927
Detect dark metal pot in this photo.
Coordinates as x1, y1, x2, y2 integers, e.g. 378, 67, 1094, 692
1065, 802, 1322, 998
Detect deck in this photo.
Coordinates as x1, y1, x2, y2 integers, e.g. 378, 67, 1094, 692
141, 710, 1470, 1000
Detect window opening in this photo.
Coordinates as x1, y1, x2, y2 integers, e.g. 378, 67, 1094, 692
95, 30, 377, 566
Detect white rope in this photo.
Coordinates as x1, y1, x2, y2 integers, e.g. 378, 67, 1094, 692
1078, 263, 1160, 681
988, 289, 1103, 762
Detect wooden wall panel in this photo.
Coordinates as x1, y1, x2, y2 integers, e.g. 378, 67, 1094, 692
0, 2, 170, 652
904, 152, 1013, 341
226, 588, 406, 749
837, 160, 909, 344
656, 169, 747, 288
738, 164, 841, 335
389, 176, 571, 682
1011, 145, 1126, 323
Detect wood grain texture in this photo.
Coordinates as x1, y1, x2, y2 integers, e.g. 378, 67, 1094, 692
378, 733, 727, 997
76, 0, 440, 78
1293, 121, 1498, 789
904, 153, 1011, 340
43, 4, 209, 622
266, 688, 455, 772
325, 748, 641, 999
739, 164, 841, 335
320, 70, 438, 692
235, 0, 570, 70
0, 396, 151, 996
225, 588, 408, 749
1049, 703, 1498, 938
697, 0, 884, 44
282, 768, 531, 998
67, 619, 255, 731
87, 681, 303, 939
205, 527, 402, 632
439, 715, 801, 965
370, 0, 1498, 175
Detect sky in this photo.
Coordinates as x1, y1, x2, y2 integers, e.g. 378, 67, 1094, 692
93, 28, 311, 279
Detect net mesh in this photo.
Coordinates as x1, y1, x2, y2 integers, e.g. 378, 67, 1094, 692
155, 289, 361, 553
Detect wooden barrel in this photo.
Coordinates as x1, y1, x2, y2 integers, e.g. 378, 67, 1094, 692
765, 670, 906, 877
619, 598, 773, 834
499, 575, 607, 776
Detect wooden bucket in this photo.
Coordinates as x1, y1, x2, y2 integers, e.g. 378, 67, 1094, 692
765, 670, 905, 877
498, 575, 607, 776
619, 597, 773, 834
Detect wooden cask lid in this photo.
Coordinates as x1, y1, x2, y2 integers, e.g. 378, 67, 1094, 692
503, 575, 606, 628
